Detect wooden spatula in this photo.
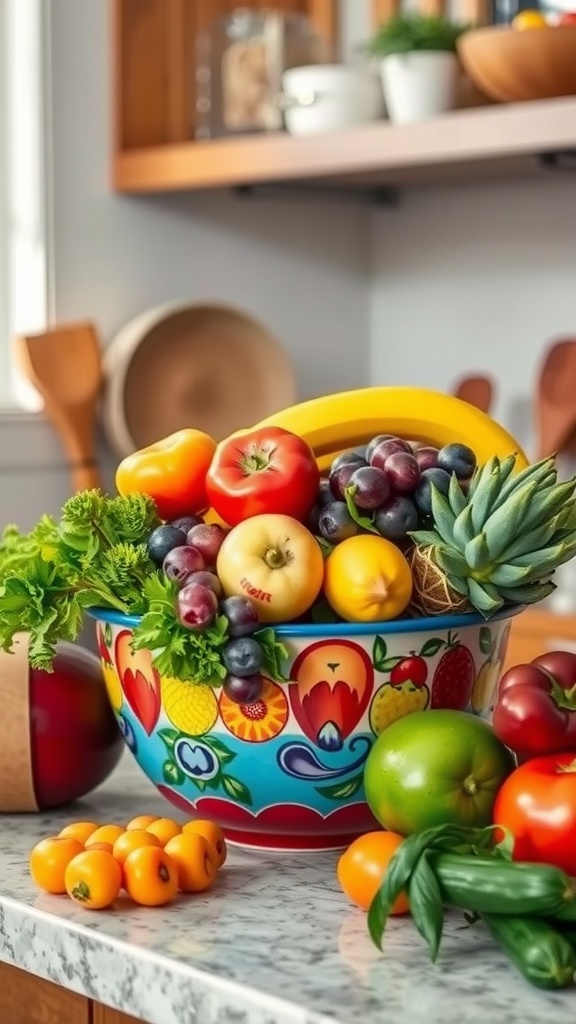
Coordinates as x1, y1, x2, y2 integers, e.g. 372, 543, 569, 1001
535, 339, 576, 460
453, 374, 494, 414
14, 322, 103, 493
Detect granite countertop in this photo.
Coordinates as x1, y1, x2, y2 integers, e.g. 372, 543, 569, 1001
0, 756, 573, 1024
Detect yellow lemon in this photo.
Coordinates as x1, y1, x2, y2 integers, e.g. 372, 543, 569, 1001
323, 534, 412, 623
161, 677, 218, 736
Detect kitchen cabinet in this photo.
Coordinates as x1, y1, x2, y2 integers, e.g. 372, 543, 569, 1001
112, 0, 576, 195
0, 962, 89, 1024
0, 962, 143, 1024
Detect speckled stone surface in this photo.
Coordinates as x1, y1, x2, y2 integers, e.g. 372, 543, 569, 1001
0, 754, 574, 1024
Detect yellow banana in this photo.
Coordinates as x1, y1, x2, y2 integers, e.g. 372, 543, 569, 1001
250, 387, 528, 474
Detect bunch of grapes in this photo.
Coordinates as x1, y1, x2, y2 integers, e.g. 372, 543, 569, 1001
146, 516, 264, 705
310, 438, 477, 546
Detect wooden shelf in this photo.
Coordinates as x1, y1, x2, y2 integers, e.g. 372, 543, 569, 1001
113, 96, 576, 195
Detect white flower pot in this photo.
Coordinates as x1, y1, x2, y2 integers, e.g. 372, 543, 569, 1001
379, 52, 459, 125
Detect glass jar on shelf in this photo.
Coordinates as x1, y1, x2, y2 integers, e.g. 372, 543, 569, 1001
194, 7, 329, 139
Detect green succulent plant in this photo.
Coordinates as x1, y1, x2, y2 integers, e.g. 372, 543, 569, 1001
365, 14, 469, 58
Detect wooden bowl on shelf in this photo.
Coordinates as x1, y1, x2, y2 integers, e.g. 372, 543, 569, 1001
458, 24, 576, 103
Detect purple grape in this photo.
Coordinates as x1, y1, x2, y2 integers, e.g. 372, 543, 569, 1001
437, 443, 477, 481
329, 463, 357, 500
365, 434, 395, 463
415, 446, 440, 472
220, 595, 259, 637
186, 523, 227, 570
223, 672, 264, 705
163, 544, 205, 585
147, 524, 187, 567
374, 496, 419, 540
176, 582, 219, 630
170, 515, 204, 533
222, 637, 263, 677
330, 451, 367, 476
348, 466, 390, 510
370, 438, 411, 470
184, 570, 223, 599
384, 451, 420, 494
318, 502, 358, 543
414, 467, 452, 516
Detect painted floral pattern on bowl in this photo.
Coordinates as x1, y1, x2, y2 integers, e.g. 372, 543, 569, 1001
90, 609, 517, 851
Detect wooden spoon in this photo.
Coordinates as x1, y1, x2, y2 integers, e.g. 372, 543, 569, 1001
14, 322, 103, 493
453, 374, 494, 414
535, 339, 576, 460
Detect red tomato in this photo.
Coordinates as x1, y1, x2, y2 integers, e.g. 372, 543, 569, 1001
205, 427, 320, 527
115, 428, 216, 521
559, 12, 576, 24
493, 753, 576, 875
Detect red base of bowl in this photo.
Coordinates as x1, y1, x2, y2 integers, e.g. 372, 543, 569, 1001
224, 828, 365, 852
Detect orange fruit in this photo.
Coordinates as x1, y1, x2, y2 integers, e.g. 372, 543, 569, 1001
88, 842, 114, 854
337, 831, 409, 915
29, 836, 84, 895
113, 829, 161, 865
145, 818, 182, 846
164, 833, 218, 893
65, 850, 122, 910
323, 534, 412, 622
85, 824, 125, 848
125, 814, 159, 831
123, 846, 179, 907
58, 821, 100, 844
182, 820, 227, 868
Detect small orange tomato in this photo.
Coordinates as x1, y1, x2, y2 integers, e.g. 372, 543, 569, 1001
87, 842, 114, 854
164, 833, 218, 893
85, 824, 125, 848
337, 831, 410, 915
113, 829, 161, 865
123, 846, 179, 907
146, 818, 182, 846
65, 850, 122, 910
29, 836, 84, 895
182, 820, 227, 868
126, 815, 159, 831
115, 428, 217, 521
59, 822, 100, 844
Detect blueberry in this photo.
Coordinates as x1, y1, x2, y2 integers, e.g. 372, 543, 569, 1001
147, 524, 187, 567
414, 467, 452, 516
220, 596, 259, 636
374, 496, 419, 540
318, 501, 358, 543
437, 443, 477, 481
222, 637, 264, 678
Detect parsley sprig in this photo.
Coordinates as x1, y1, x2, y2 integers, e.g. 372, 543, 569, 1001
0, 489, 289, 685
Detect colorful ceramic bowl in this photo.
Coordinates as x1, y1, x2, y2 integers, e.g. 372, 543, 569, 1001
88, 607, 521, 852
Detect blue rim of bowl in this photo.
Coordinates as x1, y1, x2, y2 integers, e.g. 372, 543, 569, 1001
86, 604, 524, 637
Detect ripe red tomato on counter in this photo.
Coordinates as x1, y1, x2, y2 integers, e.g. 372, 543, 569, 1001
493, 753, 576, 876
205, 426, 320, 527
115, 428, 217, 521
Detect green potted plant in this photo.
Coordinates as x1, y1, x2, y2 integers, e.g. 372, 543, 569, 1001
365, 14, 469, 124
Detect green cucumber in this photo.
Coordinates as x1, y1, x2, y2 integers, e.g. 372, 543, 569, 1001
480, 914, 576, 990
431, 852, 576, 919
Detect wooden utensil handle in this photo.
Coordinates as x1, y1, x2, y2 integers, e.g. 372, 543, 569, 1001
72, 458, 103, 493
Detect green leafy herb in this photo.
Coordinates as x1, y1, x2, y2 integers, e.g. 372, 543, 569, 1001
365, 14, 469, 58
132, 575, 229, 685
255, 626, 289, 681
0, 491, 160, 668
